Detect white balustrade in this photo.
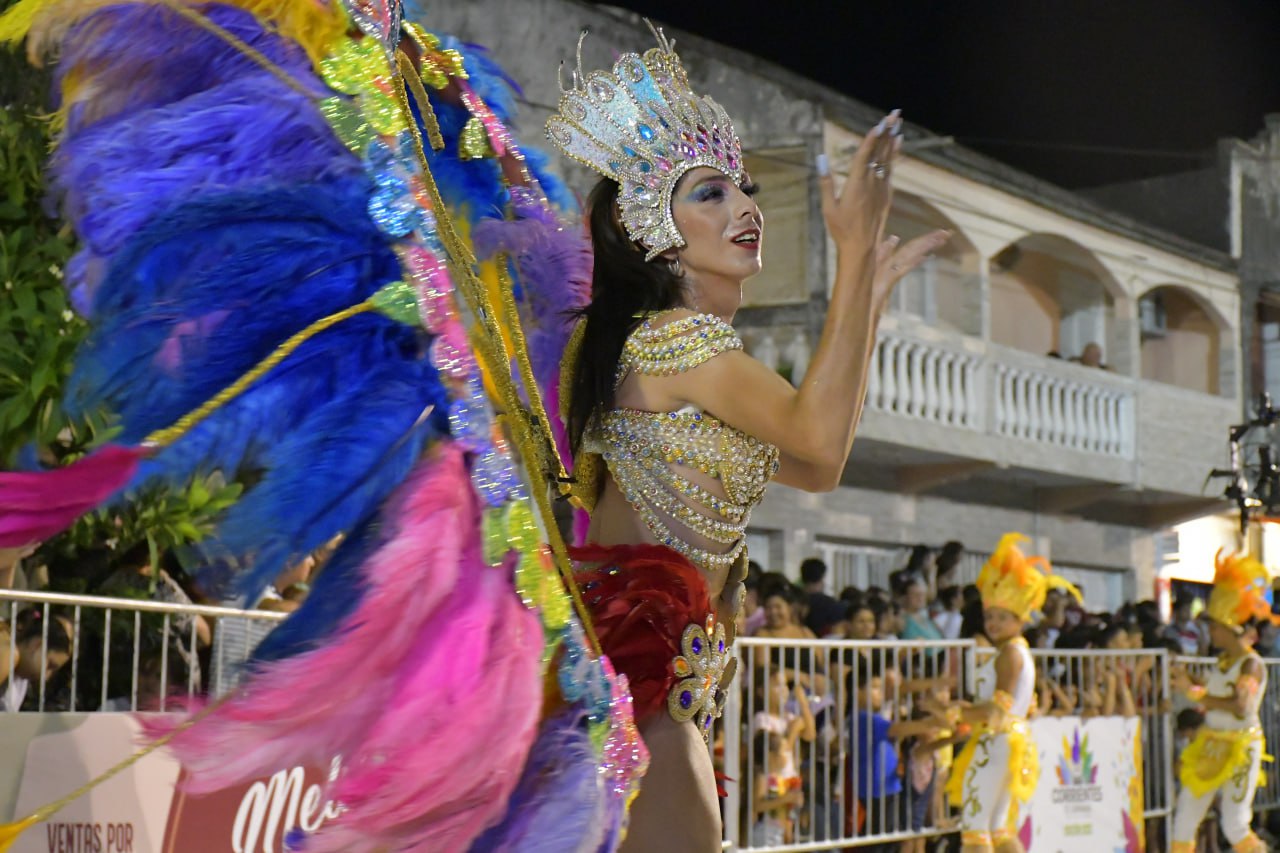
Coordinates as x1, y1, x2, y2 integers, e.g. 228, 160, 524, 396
992, 359, 1132, 457
866, 331, 983, 429
866, 327, 1136, 459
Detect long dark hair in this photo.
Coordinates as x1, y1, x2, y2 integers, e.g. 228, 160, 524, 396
567, 177, 686, 454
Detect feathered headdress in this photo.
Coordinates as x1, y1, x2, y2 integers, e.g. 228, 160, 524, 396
1206, 550, 1279, 631
545, 23, 745, 260
976, 533, 1081, 623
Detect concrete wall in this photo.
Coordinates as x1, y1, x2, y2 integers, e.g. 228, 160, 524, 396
748, 482, 1153, 593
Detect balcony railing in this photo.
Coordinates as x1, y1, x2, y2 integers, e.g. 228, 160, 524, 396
866, 318, 1137, 459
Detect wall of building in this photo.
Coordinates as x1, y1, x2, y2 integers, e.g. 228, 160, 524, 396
748, 483, 1152, 602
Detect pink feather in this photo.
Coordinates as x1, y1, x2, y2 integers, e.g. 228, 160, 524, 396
0, 444, 145, 546
152, 443, 543, 851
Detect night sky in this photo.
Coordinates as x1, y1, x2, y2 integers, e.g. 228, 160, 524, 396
600, 0, 1280, 190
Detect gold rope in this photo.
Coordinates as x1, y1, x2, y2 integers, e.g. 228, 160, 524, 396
493, 258, 570, 485
396, 51, 445, 152
392, 57, 601, 655
145, 300, 374, 447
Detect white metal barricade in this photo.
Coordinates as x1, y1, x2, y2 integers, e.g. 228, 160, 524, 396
723, 636, 973, 851
1, 588, 285, 712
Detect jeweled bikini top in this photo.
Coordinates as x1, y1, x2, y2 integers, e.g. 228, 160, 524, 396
584, 311, 780, 573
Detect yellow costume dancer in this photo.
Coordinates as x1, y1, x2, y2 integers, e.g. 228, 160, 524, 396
1170, 551, 1277, 853
948, 533, 1079, 853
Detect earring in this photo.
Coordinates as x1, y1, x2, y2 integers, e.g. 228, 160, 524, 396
668, 256, 682, 278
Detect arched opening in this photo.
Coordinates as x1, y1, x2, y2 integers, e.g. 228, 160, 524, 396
884, 193, 981, 336
988, 234, 1119, 365
1140, 286, 1223, 394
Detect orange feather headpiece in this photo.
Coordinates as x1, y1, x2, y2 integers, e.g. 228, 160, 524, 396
1206, 550, 1279, 632
976, 533, 1082, 623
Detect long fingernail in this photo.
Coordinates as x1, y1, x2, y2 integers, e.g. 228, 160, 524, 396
872, 120, 886, 136
816, 153, 829, 176
889, 108, 902, 119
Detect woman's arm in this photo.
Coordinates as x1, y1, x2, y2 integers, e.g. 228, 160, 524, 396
639, 117, 949, 492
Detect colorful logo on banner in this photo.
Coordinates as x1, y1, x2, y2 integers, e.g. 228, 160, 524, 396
1020, 716, 1144, 852
1056, 729, 1099, 788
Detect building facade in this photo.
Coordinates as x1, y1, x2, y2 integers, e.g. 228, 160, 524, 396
428, 0, 1243, 608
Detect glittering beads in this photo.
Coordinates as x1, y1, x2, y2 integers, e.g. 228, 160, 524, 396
586, 403, 778, 573
619, 311, 742, 383
668, 614, 730, 735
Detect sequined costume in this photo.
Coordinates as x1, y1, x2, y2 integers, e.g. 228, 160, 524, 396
1170, 551, 1277, 853
574, 312, 778, 735
947, 534, 1079, 850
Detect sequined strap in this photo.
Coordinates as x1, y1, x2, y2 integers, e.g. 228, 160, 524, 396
620, 311, 742, 381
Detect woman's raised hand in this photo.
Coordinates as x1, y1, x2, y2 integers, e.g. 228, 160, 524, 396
817, 110, 949, 310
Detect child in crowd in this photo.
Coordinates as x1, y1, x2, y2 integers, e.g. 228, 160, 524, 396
750, 730, 805, 846
848, 658, 950, 850
752, 667, 815, 842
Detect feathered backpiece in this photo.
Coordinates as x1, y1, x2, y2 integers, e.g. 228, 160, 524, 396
976, 533, 1081, 624
0, 0, 641, 850
1207, 549, 1279, 631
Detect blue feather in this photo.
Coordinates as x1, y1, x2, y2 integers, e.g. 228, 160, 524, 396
194, 360, 448, 603
247, 517, 379, 663
66, 178, 399, 437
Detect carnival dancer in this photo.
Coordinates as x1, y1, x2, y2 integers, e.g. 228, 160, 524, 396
546, 26, 948, 852
947, 533, 1080, 853
1169, 550, 1277, 853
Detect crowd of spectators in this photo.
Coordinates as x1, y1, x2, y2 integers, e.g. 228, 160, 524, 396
0, 542, 327, 713
730, 543, 1280, 851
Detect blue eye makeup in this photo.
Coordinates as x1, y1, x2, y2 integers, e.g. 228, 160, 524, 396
689, 183, 726, 202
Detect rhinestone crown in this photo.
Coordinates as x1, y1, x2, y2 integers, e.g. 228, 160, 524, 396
546, 24, 746, 260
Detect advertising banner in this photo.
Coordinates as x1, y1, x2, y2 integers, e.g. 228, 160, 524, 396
1017, 715, 1145, 852
7, 714, 338, 853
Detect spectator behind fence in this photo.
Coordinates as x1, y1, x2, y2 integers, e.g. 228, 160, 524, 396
0, 607, 72, 711
750, 730, 804, 846
933, 540, 964, 592
0, 544, 37, 591
846, 658, 949, 849
751, 667, 815, 844
800, 557, 847, 638
754, 584, 815, 642
1165, 593, 1207, 656
897, 572, 943, 642
933, 585, 963, 640
875, 598, 903, 640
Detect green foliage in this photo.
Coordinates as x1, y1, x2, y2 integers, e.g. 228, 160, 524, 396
0, 59, 92, 466
40, 474, 245, 592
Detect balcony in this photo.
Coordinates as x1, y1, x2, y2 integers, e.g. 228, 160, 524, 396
842, 313, 1235, 525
